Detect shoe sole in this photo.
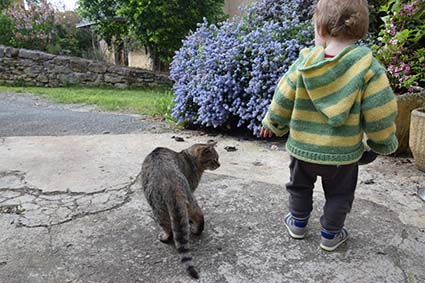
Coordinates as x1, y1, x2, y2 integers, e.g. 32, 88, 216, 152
284, 222, 305, 239
319, 235, 349, 252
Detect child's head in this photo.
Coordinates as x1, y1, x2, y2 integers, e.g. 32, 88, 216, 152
313, 0, 369, 41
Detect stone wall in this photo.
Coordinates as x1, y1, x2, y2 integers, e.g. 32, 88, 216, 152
0, 46, 170, 88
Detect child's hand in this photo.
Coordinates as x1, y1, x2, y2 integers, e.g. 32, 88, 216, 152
260, 127, 274, 138
358, 149, 378, 165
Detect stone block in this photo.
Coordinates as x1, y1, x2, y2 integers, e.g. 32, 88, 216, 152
76, 72, 97, 82
129, 69, 151, 77
108, 65, 131, 76
88, 62, 107, 73
104, 74, 125, 84
59, 73, 80, 85
18, 49, 39, 60
23, 68, 33, 76
5, 47, 19, 58
70, 58, 89, 72
49, 80, 61, 87
53, 56, 70, 65
156, 74, 171, 84
53, 65, 71, 74
95, 74, 104, 84
36, 74, 49, 83
37, 52, 55, 61
19, 59, 34, 67
114, 83, 129, 89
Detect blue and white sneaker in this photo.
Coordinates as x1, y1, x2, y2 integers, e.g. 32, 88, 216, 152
284, 213, 309, 239
320, 228, 349, 251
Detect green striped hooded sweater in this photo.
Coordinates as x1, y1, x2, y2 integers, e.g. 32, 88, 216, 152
262, 45, 398, 165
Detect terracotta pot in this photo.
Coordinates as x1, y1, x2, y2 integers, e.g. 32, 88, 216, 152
394, 92, 425, 155
409, 107, 425, 172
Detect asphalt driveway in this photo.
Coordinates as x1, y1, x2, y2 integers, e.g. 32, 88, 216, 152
0, 91, 169, 137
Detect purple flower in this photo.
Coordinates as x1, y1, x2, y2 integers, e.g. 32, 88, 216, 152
170, 0, 314, 135
388, 39, 398, 45
401, 4, 414, 15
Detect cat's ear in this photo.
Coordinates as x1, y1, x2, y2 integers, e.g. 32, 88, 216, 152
200, 145, 212, 154
199, 142, 216, 156
207, 141, 217, 147
204, 141, 217, 153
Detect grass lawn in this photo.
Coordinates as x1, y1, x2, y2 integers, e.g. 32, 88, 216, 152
0, 85, 175, 120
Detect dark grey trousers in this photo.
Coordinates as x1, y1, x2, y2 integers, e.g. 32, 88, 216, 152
286, 157, 358, 232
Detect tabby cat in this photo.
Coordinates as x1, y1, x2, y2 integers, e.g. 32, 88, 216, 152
140, 142, 220, 279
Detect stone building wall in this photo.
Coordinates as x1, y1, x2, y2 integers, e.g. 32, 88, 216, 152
0, 46, 170, 88
224, 0, 254, 17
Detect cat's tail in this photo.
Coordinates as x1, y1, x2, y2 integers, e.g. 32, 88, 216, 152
169, 193, 199, 279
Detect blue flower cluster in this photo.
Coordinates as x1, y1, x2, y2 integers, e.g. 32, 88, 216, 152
170, 0, 314, 135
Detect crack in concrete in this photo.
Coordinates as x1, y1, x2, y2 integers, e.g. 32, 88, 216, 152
0, 170, 25, 179
0, 170, 137, 229
382, 229, 411, 282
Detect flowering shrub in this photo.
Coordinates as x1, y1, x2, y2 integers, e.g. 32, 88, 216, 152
2, 2, 93, 58
170, 0, 314, 135
373, 0, 425, 93
5, 0, 56, 51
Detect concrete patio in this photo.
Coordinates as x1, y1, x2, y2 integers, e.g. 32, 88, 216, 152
0, 133, 424, 282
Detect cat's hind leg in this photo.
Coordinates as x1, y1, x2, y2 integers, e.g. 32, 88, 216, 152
159, 229, 173, 244
157, 212, 173, 244
188, 199, 204, 236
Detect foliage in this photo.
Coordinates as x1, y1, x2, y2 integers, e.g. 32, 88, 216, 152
0, 0, 12, 11
49, 11, 93, 57
0, 0, 14, 46
77, 0, 128, 49
369, 0, 390, 35
372, 0, 425, 93
78, 0, 226, 69
5, 0, 56, 50
0, 13, 15, 46
118, 0, 226, 69
170, 0, 314, 135
2, 2, 93, 58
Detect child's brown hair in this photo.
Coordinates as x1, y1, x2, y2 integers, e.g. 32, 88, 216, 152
313, 0, 369, 41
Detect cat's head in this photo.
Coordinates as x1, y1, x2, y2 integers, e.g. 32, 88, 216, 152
188, 142, 220, 171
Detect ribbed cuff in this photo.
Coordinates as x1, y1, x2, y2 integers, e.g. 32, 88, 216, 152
367, 135, 399, 155
261, 118, 289, 137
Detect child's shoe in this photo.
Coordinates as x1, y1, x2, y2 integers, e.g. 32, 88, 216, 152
284, 213, 309, 239
320, 228, 349, 251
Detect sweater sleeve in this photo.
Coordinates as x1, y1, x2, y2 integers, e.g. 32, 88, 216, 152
261, 57, 300, 137
361, 60, 398, 155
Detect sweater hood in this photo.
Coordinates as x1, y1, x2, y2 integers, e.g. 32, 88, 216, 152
297, 45, 373, 127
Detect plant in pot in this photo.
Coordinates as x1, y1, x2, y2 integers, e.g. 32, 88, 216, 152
372, 0, 425, 155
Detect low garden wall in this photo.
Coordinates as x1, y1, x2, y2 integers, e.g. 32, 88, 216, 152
0, 46, 170, 88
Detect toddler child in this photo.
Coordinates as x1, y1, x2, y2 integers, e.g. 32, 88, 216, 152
261, 0, 398, 251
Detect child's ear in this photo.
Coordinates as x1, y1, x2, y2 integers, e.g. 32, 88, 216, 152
316, 24, 325, 37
